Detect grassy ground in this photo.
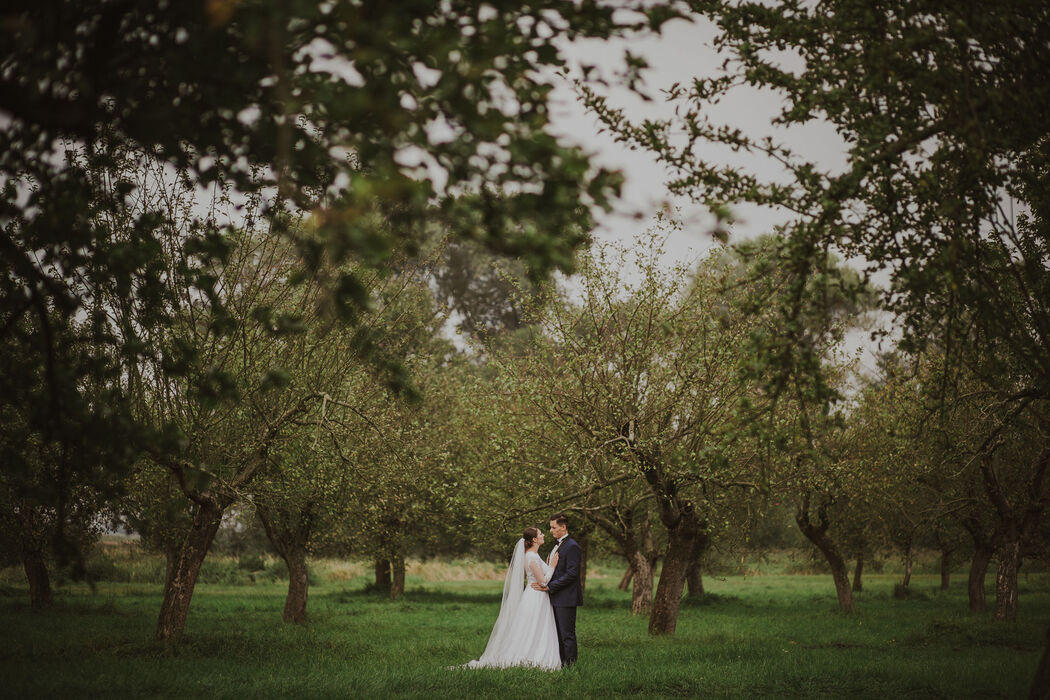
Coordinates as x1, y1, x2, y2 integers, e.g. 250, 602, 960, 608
0, 571, 1046, 698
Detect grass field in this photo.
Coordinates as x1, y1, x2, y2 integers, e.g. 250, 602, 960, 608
1, 568, 1046, 698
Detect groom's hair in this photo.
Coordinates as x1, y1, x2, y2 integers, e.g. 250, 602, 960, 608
550, 513, 568, 527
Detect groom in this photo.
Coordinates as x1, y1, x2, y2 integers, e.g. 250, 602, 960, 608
531, 512, 582, 667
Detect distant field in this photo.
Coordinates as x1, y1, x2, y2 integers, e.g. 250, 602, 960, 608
1, 567, 1046, 698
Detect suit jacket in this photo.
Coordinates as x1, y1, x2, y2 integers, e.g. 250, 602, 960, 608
546, 537, 583, 607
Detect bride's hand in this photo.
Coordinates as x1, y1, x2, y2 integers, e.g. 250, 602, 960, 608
550, 552, 559, 568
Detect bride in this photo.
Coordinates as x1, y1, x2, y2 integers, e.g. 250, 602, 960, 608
463, 527, 562, 670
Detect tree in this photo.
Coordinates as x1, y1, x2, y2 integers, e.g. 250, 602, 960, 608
127, 200, 403, 644
252, 430, 335, 623
0, 449, 104, 610
585, 0, 1050, 403
585, 5, 1050, 618
0, 304, 123, 607
717, 235, 874, 614
115, 463, 194, 593
250, 241, 452, 620
331, 352, 475, 600
2, 0, 679, 560
904, 352, 1049, 620
141, 232, 328, 644
495, 228, 768, 635
255, 270, 465, 609
973, 418, 1046, 621
469, 342, 665, 616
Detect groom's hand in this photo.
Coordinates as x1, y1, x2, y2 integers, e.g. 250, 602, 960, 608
530, 582, 548, 591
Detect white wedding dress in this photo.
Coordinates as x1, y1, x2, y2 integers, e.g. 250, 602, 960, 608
463, 540, 562, 670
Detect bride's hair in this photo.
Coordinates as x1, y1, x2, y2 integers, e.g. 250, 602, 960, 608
523, 526, 540, 548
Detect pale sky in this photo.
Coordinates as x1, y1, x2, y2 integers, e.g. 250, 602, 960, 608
547, 16, 886, 378
550, 15, 850, 257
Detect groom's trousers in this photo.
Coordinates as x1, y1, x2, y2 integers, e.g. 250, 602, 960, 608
552, 606, 578, 666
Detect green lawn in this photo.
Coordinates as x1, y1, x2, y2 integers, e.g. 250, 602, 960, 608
1, 572, 1046, 698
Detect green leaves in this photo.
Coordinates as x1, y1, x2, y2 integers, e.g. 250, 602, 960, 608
193, 367, 240, 408
260, 369, 292, 392
593, 0, 1050, 410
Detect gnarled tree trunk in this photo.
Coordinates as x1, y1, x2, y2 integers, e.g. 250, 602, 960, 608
618, 439, 707, 635
629, 549, 655, 615
16, 506, 53, 611
978, 447, 1047, 622
164, 543, 180, 590
630, 514, 658, 615
649, 506, 703, 635
257, 506, 314, 623
156, 500, 224, 646
933, 527, 954, 591
968, 543, 993, 612
579, 502, 656, 616
796, 496, 854, 613
962, 515, 995, 612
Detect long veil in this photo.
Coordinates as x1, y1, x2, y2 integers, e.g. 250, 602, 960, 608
469, 538, 525, 666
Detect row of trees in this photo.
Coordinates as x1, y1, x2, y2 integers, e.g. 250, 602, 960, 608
580, 0, 1050, 629
2, 0, 1047, 678
0, 0, 676, 646
7, 208, 1044, 643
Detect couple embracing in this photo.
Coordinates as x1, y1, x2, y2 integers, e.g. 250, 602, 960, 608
464, 513, 582, 671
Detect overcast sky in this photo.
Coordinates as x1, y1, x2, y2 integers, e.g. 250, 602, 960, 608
550, 15, 851, 254
546, 17, 886, 377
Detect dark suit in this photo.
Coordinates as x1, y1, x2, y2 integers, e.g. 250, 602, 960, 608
546, 536, 582, 665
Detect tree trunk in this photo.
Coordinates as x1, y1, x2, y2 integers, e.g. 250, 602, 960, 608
577, 504, 650, 613
375, 559, 391, 590
995, 538, 1021, 622
257, 508, 313, 624
283, 549, 309, 623
685, 528, 710, 598
164, 544, 179, 590
629, 550, 654, 615
968, 543, 993, 612
977, 446, 1047, 623
686, 558, 704, 597
156, 501, 223, 647
852, 556, 864, 592
649, 509, 702, 635
796, 501, 854, 613
1030, 627, 1050, 700
940, 550, 951, 590
21, 547, 53, 611
902, 544, 913, 591
390, 556, 405, 600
